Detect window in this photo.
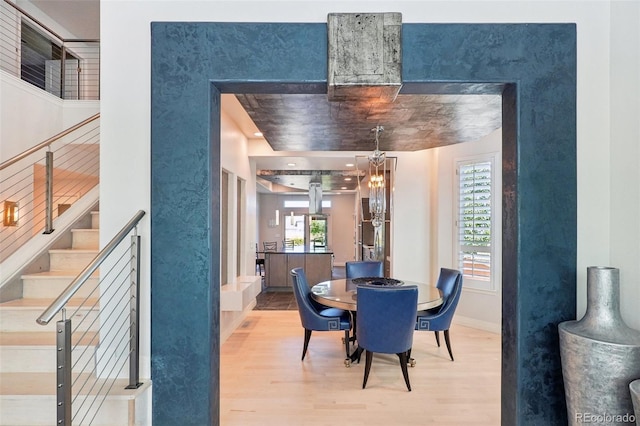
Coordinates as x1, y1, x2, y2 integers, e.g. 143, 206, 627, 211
284, 213, 305, 247
456, 157, 495, 292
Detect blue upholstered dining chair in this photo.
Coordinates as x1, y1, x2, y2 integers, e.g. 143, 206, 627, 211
345, 261, 384, 279
290, 267, 352, 361
344, 261, 384, 356
356, 284, 418, 391
414, 267, 464, 361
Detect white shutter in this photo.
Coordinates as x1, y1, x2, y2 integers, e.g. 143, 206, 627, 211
456, 159, 494, 291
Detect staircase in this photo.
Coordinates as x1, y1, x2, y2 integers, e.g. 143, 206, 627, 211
0, 211, 148, 426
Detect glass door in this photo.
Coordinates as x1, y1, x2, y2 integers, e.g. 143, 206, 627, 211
284, 212, 305, 249
309, 215, 327, 251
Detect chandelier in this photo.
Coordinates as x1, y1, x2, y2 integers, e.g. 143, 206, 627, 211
368, 125, 386, 228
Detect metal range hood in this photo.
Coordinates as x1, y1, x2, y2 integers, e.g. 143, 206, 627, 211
309, 182, 322, 214
327, 13, 402, 103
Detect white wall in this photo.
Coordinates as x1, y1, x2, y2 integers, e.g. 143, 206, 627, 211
391, 149, 432, 281
1, 73, 62, 160
219, 105, 259, 342
433, 130, 502, 332
220, 102, 257, 277
608, 1, 640, 330
100, 1, 640, 409
1, 72, 98, 161
328, 193, 358, 264
256, 192, 357, 265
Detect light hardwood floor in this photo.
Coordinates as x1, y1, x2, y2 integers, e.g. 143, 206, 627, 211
220, 310, 501, 425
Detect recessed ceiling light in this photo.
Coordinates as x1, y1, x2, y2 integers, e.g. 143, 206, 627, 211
345, 163, 354, 167
287, 163, 296, 167
253, 132, 263, 137
344, 177, 352, 181
341, 187, 347, 190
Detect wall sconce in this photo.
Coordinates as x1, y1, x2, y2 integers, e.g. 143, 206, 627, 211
268, 210, 280, 228
3, 200, 18, 226
267, 209, 280, 228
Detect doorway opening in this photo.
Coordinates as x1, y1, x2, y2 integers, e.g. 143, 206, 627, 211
150, 22, 576, 425
309, 215, 327, 250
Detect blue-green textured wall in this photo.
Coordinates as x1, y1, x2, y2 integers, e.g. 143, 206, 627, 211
151, 22, 576, 425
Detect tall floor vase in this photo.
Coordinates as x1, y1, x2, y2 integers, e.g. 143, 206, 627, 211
630, 380, 640, 426
559, 266, 640, 426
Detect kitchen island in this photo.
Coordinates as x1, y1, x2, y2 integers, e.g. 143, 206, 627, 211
263, 248, 333, 289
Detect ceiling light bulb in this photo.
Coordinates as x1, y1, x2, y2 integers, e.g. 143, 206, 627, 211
254, 132, 263, 137
287, 163, 296, 167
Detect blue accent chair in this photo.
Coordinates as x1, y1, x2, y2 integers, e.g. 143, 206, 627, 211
290, 267, 352, 361
356, 284, 418, 391
345, 261, 384, 279
415, 268, 464, 361
344, 261, 384, 352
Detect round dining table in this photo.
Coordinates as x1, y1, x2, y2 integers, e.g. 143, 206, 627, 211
310, 277, 444, 311
310, 277, 444, 366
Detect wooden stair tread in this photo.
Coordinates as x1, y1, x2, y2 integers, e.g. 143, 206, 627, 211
48, 249, 98, 253
0, 298, 99, 309
0, 331, 99, 346
21, 270, 96, 279
0, 372, 148, 397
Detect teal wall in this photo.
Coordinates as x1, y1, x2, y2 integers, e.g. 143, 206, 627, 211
151, 22, 576, 425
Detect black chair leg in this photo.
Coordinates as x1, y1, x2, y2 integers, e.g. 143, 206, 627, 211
362, 351, 373, 389
444, 329, 454, 361
302, 329, 312, 360
434, 330, 440, 347
349, 311, 358, 342
398, 351, 412, 391
344, 329, 350, 358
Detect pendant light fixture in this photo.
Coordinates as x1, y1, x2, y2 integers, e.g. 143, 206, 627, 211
368, 125, 386, 229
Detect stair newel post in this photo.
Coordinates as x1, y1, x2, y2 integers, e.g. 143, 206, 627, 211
44, 150, 55, 234
126, 233, 143, 389
56, 309, 72, 425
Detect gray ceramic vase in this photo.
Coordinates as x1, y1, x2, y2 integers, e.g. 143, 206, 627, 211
559, 266, 640, 426
630, 380, 640, 426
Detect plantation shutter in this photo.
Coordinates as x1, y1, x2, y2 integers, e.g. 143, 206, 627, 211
457, 160, 492, 281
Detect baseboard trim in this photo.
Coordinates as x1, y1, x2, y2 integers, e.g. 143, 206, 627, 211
220, 300, 257, 344
453, 315, 501, 334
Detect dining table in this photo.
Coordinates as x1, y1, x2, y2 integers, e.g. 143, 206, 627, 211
310, 277, 444, 366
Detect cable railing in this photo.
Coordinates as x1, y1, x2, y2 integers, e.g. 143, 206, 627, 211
0, 113, 100, 263
0, 0, 100, 100
37, 210, 146, 426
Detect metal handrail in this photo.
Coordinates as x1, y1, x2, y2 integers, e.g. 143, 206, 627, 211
37, 210, 146, 325
0, 113, 100, 171
0, 114, 100, 261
